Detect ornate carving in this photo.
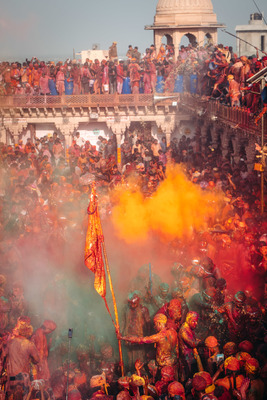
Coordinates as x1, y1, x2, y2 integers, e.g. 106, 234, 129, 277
156, 115, 176, 134
106, 118, 130, 135
4, 120, 28, 143
54, 121, 79, 136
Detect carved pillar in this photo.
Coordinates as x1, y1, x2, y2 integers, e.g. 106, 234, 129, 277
210, 123, 219, 150
54, 121, 79, 148
246, 137, 257, 172
220, 129, 229, 160
231, 135, 241, 165
154, 32, 163, 54
196, 31, 205, 46
173, 31, 183, 57
0, 125, 6, 144
200, 121, 209, 153
28, 124, 36, 141
106, 118, 130, 170
4, 121, 28, 144
156, 115, 176, 147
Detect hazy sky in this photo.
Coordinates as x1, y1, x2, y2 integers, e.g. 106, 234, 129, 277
0, 0, 266, 61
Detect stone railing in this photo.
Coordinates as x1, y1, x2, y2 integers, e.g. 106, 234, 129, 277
0, 93, 171, 108
181, 93, 266, 136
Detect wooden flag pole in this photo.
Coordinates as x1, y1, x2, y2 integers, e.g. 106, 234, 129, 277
100, 224, 125, 376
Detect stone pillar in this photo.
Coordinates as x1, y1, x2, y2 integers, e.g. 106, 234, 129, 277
0, 125, 6, 144
3, 121, 28, 145
154, 31, 164, 53
220, 129, 230, 160
231, 135, 241, 165
106, 119, 130, 170
197, 30, 206, 46
151, 122, 158, 139
115, 133, 122, 167
200, 121, 209, 153
246, 137, 257, 172
156, 115, 176, 146
210, 124, 219, 150
55, 121, 79, 161
172, 31, 183, 56
55, 122, 79, 147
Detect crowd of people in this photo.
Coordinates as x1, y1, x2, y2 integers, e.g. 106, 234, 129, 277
0, 119, 266, 400
0, 42, 266, 114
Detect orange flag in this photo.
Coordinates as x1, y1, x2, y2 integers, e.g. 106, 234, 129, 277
84, 184, 106, 297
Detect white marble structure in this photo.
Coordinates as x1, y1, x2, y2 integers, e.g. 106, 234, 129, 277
236, 13, 267, 57
145, 0, 225, 54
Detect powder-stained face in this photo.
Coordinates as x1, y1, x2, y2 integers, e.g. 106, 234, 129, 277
188, 317, 198, 330
260, 245, 267, 257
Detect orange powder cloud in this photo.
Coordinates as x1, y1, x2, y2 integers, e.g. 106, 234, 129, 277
110, 165, 223, 243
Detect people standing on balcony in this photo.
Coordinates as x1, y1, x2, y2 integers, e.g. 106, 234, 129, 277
32, 62, 42, 95
72, 62, 81, 95
108, 61, 117, 94
227, 75, 241, 107
81, 63, 91, 95
179, 45, 188, 62
92, 59, 102, 94
39, 72, 50, 96
116, 60, 125, 94
56, 66, 65, 96
20, 62, 28, 90
126, 44, 134, 59
64, 64, 74, 95
0, 42, 267, 109
48, 74, 58, 96
101, 60, 109, 94
157, 44, 166, 63
143, 60, 152, 94
211, 54, 229, 98
129, 59, 141, 94
108, 42, 118, 62
132, 47, 141, 63
2, 63, 12, 94
10, 63, 21, 92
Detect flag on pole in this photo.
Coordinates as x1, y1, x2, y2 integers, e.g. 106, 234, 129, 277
84, 184, 106, 297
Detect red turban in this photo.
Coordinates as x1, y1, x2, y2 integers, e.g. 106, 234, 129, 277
43, 320, 57, 332
192, 376, 207, 391
168, 381, 185, 397
224, 356, 240, 371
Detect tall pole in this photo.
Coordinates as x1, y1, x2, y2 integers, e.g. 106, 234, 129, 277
261, 78, 265, 215
100, 223, 125, 376
66, 329, 73, 400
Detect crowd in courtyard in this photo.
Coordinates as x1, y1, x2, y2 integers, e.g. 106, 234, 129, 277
0, 42, 267, 113
0, 121, 266, 400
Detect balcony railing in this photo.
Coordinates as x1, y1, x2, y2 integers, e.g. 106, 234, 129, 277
181, 93, 266, 136
0, 93, 266, 136
0, 93, 158, 108
208, 100, 265, 135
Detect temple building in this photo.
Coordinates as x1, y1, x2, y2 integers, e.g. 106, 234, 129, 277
236, 13, 267, 57
145, 0, 225, 53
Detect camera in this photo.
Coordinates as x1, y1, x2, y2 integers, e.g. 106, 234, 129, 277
68, 328, 73, 338
216, 354, 224, 364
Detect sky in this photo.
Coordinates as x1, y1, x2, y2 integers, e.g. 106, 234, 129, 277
0, 0, 266, 62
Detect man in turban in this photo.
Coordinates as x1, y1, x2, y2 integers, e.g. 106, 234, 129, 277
179, 312, 202, 380
117, 313, 178, 371
32, 320, 57, 382
5, 318, 39, 398
121, 292, 150, 371
214, 356, 245, 394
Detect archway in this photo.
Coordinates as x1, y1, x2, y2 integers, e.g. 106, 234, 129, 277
204, 33, 213, 46
161, 34, 173, 46
179, 33, 198, 48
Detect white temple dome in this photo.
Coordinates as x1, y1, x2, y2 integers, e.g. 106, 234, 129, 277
155, 0, 218, 25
